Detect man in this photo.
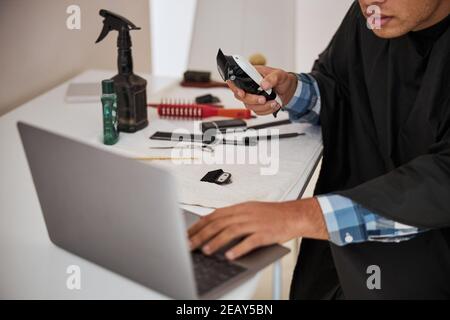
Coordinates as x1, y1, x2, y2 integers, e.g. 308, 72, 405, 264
189, 0, 450, 299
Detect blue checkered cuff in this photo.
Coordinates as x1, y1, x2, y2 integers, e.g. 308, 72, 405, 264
316, 194, 426, 246
283, 73, 321, 125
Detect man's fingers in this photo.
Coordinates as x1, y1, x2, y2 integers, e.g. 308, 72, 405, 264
226, 80, 238, 92
230, 84, 265, 104
227, 80, 245, 98
188, 215, 214, 238
245, 101, 280, 115
241, 93, 266, 105
225, 234, 271, 260
189, 215, 244, 250
189, 220, 228, 250
188, 208, 234, 237
246, 106, 276, 116
233, 91, 244, 102
228, 80, 266, 104
187, 218, 209, 238
202, 223, 253, 255
255, 65, 275, 77
261, 70, 286, 91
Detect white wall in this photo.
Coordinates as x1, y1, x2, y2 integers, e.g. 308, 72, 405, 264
294, 0, 354, 72
149, 0, 197, 77
0, 0, 151, 116
149, 0, 355, 77
188, 0, 296, 80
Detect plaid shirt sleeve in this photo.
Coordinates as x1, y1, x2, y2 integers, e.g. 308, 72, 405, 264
282, 73, 321, 125
316, 194, 427, 246
285, 74, 427, 246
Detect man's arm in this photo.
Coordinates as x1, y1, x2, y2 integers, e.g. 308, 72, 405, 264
188, 198, 329, 260
284, 73, 427, 246
317, 194, 427, 246
282, 73, 321, 124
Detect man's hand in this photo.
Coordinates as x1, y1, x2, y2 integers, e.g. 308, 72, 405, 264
188, 198, 328, 260
227, 66, 298, 116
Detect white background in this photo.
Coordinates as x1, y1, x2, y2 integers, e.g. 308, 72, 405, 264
150, 0, 354, 77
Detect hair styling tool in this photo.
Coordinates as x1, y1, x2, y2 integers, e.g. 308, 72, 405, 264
148, 102, 251, 119
216, 49, 283, 118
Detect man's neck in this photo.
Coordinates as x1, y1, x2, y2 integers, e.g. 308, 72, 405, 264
413, 1, 450, 31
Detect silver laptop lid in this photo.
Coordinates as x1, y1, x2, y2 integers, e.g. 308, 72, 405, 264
18, 122, 198, 299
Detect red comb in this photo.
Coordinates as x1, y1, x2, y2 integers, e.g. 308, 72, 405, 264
149, 103, 251, 119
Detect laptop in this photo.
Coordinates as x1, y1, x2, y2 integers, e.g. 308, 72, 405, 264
17, 122, 289, 299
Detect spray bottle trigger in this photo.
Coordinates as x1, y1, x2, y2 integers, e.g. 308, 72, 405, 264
95, 9, 141, 44
95, 25, 111, 43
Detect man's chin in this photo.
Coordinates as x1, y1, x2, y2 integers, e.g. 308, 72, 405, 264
371, 27, 408, 39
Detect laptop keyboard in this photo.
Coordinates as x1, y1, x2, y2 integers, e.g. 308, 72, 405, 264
192, 250, 247, 295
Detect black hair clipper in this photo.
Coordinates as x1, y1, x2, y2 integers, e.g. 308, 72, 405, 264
216, 49, 282, 117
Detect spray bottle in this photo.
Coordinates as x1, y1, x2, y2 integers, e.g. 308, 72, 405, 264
96, 9, 148, 133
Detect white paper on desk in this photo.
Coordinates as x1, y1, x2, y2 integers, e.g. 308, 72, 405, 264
171, 162, 302, 208
158, 125, 322, 208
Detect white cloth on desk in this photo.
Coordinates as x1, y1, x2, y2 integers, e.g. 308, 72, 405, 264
159, 125, 322, 208
171, 161, 304, 208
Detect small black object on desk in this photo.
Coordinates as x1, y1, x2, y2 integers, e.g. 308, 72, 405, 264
200, 118, 292, 133
195, 94, 221, 105
201, 169, 232, 185
184, 70, 211, 83
201, 119, 247, 133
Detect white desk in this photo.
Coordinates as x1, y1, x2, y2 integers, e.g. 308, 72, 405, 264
0, 70, 322, 299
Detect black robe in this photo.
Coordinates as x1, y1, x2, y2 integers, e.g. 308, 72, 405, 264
290, 2, 450, 299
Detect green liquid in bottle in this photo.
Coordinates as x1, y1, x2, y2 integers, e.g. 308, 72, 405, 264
101, 79, 119, 145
